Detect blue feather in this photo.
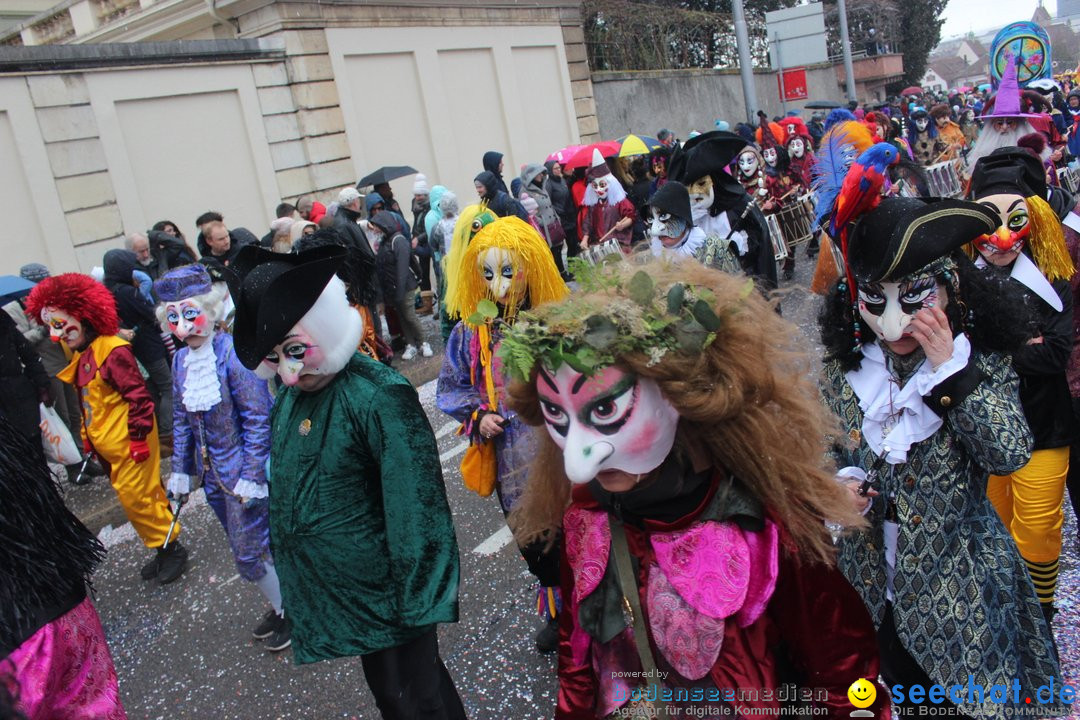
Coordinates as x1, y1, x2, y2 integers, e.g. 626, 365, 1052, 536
811, 125, 859, 228
824, 109, 856, 130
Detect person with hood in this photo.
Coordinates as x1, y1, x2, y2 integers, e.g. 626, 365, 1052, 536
423, 185, 449, 295
482, 150, 510, 195
645, 181, 740, 274
371, 182, 404, 217
520, 163, 567, 276
372, 211, 431, 360
102, 249, 174, 456
543, 160, 580, 258
432, 192, 460, 345
474, 171, 528, 222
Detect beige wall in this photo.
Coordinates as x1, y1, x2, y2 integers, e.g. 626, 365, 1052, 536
326, 25, 579, 205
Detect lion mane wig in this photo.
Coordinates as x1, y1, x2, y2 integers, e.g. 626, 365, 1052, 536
25, 273, 120, 337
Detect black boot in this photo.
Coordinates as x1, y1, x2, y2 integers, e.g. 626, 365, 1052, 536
1042, 602, 1059, 662
155, 540, 188, 584
535, 617, 558, 653
140, 552, 160, 581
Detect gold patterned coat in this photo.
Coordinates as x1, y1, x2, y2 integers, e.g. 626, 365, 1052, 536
823, 350, 1063, 718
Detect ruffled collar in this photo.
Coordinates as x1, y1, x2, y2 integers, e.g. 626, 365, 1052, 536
846, 335, 971, 464
181, 334, 222, 412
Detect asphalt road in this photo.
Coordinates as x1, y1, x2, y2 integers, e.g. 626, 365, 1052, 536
57, 251, 1080, 719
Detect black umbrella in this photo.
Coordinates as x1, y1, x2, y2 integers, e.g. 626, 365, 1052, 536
356, 165, 418, 188
803, 100, 843, 109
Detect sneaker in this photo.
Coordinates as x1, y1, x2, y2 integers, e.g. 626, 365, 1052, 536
535, 618, 558, 653
252, 610, 282, 640
402, 344, 418, 361
421, 342, 434, 358
155, 540, 188, 584
266, 616, 292, 652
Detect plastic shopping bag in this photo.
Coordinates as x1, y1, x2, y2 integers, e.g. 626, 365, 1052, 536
40, 403, 81, 465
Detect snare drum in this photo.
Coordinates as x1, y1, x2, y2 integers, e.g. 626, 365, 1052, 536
775, 194, 816, 251
581, 238, 623, 266
765, 214, 788, 261
1060, 166, 1080, 194
925, 161, 962, 198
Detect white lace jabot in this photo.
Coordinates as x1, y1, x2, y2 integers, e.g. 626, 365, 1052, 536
181, 337, 222, 412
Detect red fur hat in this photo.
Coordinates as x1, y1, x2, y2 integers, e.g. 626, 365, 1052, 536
25, 273, 119, 336
1018, 132, 1047, 158
781, 117, 812, 143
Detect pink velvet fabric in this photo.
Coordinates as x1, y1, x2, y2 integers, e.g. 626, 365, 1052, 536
2, 597, 127, 720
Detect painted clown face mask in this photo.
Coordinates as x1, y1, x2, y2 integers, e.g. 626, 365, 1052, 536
857, 273, 947, 346
914, 117, 930, 133
480, 247, 526, 305
591, 177, 610, 200
788, 138, 806, 158
42, 307, 85, 350
646, 207, 689, 248
737, 151, 759, 178
262, 326, 328, 390
974, 193, 1029, 266
164, 298, 212, 348
687, 176, 714, 217
762, 148, 778, 167
536, 364, 679, 489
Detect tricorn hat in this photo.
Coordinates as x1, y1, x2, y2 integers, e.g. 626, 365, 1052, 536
644, 181, 694, 227
847, 197, 999, 283
229, 244, 346, 369
970, 146, 1048, 200
668, 130, 748, 196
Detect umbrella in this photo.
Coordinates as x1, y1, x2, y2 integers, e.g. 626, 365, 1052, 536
958, 85, 972, 92
616, 134, 662, 157
804, 100, 843, 109
547, 145, 583, 164
977, 83, 991, 91
0, 275, 35, 305
901, 86, 925, 96
562, 141, 621, 170
356, 165, 418, 188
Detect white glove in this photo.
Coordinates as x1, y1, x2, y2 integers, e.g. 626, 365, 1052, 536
167, 472, 191, 498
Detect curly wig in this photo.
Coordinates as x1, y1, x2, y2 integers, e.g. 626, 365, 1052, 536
506, 260, 866, 566
819, 251, 1036, 373
25, 273, 119, 336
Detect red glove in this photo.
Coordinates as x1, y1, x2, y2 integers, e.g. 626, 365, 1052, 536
130, 439, 150, 463
83, 437, 93, 456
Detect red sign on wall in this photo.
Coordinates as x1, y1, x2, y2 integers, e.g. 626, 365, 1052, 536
778, 67, 808, 101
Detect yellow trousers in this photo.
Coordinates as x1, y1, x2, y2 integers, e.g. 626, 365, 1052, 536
987, 447, 1068, 603
101, 421, 176, 549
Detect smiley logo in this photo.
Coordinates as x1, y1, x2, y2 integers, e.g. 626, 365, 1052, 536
847, 678, 877, 709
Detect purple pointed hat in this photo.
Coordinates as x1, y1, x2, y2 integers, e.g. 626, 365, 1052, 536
982, 51, 1049, 120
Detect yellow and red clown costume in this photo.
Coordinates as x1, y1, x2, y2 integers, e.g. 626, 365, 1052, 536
26, 275, 175, 553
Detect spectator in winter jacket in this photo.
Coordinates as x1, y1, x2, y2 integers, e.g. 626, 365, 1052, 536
295, 195, 327, 225
411, 175, 434, 293
544, 160, 580, 257
101, 249, 174, 455
200, 220, 248, 267
520, 163, 567, 276
260, 203, 299, 248
194, 212, 259, 259
371, 213, 431, 361
372, 182, 404, 217
474, 171, 529, 222
127, 231, 197, 281
482, 151, 510, 195
333, 187, 377, 262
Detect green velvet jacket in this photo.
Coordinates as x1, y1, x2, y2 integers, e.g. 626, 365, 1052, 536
268, 353, 460, 663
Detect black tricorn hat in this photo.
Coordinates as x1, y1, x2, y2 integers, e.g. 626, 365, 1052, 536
229, 244, 346, 370
847, 197, 999, 283
970, 147, 1047, 200
644, 181, 694, 227
667, 131, 748, 186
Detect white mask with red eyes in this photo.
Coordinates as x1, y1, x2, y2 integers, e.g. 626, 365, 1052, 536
261, 325, 327, 387
535, 364, 679, 485
857, 274, 946, 342
164, 298, 212, 345
762, 147, 778, 167
592, 177, 610, 200
788, 138, 805, 158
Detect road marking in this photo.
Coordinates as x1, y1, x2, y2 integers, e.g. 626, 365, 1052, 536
439, 440, 468, 463
435, 419, 459, 440
472, 525, 514, 555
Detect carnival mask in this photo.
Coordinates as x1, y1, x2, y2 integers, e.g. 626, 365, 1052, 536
262, 326, 327, 388
592, 177, 610, 200
536, 364, 679, 486
42, 307, 84, 350
479, 247, 526, 304
857, 274, 945, 343
915, 118, 929, 133
873, 124, 886, 140
935, 116, 948, 128
687, 176, 714, 216
974, 193, 1029, 262
646, 207, 689, 248
763, 147, 778, 167
788, 138, 805, 158
737, 151, 759, 178
164, 298, 212, 346
651, 157, 667, 178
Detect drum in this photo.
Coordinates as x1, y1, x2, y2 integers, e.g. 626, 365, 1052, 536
925, 161, 963, 198
581, 238, 623, 266
1060, 166, 1080, 194
774, 194, 816, 253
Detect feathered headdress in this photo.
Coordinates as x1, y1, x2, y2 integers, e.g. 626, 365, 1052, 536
456, 216, 568, 326
811, 121, 875, 228
444, 203, 498, 321
25, 273, 119, 336
824, 109, 857, 131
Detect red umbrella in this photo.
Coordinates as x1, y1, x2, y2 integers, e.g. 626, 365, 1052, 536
563, 141, 621, 170
901, 85, 925, 96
